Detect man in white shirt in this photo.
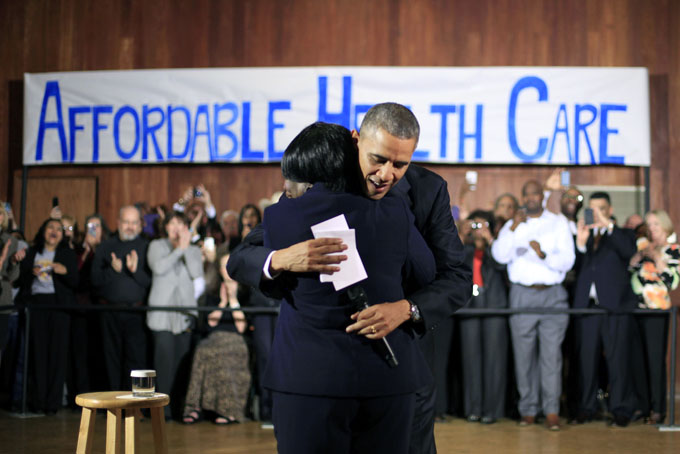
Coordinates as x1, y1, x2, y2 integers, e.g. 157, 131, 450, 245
492, 180, 575, 431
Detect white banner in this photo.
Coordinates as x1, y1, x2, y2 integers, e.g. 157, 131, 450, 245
23, 66, 650, 166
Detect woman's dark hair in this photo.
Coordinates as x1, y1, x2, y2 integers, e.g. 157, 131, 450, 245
200, 218, 225, 245
84, 213, 111, 241
32, 218, 65, 253
238, 204, 262, 238
161, 212, 189, 237
281, 122, 360, 193
467, 209, 496, 234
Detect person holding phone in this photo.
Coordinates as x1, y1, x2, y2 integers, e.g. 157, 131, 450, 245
18, 218, 79, 414
572, 192, 637, 427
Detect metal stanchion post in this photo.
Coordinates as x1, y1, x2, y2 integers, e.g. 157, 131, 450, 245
21, 305, 30, 415
659, 305, 679, 431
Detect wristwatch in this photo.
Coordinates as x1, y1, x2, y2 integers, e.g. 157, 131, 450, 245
408, 300, 422, 323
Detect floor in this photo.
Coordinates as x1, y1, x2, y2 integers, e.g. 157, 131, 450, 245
1, 409, 679, 454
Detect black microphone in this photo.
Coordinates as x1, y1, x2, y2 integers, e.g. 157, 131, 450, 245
346, 285, 399, 368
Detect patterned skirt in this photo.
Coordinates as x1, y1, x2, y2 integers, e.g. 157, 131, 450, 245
183, 330, 251, 420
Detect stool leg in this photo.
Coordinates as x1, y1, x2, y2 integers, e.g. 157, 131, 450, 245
150, 407, 169, 454
125, 408, 140, 453
76, 407, 97, 454
106, 408, 122, 454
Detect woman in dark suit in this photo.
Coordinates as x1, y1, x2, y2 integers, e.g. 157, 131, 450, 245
19, 218, 79, 414
261, 122, 435, 454
458, 210, 508, 424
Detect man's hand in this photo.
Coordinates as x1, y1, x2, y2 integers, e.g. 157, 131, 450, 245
529, 240, 546, 259
111, 252, 123, 273
126, 250, 139, 273
576, 219, 590, 249
592, 207, 610, 230
510, 209, 527, 231
269, 238, 348, 274
346, 300, 411, 340
545, 168, 564, 192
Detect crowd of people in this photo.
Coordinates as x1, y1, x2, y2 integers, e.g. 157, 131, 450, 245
0, 188, 280, 426
440, 169, 679, 429
0, 161, 677, 436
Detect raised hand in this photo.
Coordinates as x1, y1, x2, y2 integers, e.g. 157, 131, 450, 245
126, 249, 139, 273
111, 252, 123, 273
576, 219, 590, 249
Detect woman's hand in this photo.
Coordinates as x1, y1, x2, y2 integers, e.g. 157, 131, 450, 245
52, 262, 67, 275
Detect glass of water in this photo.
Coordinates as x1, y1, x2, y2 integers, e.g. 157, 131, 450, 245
130, 370, 156, 397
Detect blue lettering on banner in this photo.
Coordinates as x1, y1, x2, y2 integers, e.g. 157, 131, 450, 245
213, 102, 239, 161
113, 105, 140, 160
268, 101, 291, 160
318, 76, 352, 129
548, 104, 572, 163
430, 105, 456, 159
574, 104, 597, 165
68, 106, 90, 163
241, 102, 264, 161
36, 81, 68, 162
599, 104, 626, 165
508, 76, 549, 162
191, 104, 212, 162
142, 105, 165, 162
92, 105, 113, 163
458, 104, 483, 161
167, 105, 191, 160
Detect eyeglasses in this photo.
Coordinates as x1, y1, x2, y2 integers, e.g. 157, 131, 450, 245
64, 225, 74, 231
470, 221, 490, 229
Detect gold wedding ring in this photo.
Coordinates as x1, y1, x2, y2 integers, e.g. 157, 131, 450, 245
370, 326, 377, 334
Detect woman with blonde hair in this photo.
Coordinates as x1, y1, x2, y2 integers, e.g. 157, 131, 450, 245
630, 209, 679, 424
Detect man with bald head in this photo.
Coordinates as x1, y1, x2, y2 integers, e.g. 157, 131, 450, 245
491, 180, 575, 431
91, 205, 151, 390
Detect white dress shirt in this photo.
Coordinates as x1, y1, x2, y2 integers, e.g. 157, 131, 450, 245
492, 209, 575, 286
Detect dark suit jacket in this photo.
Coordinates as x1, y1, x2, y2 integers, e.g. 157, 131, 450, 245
226, 164, 472, 332
463, 245, 507, 309
261, 184, 435, 397
573, 226, 637, 311
18, 243, 79, 305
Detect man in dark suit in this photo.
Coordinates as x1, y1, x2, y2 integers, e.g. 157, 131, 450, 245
260, 122, 436, 453
572, 192, 637, 427
227, 103, 471, 453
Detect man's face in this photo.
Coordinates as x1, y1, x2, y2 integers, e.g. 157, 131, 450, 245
118, 207, 142, 241
522, 182, 544, 214
560, 188, 583, 218
588, 198, 612, 222
354, 128, 416, 200
221, 213, 239, 238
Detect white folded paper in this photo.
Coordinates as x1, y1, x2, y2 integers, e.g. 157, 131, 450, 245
311, 214, 367, 291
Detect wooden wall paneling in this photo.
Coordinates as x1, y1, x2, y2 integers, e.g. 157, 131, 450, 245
648, 75, 669, 212
22, 176, 97, 240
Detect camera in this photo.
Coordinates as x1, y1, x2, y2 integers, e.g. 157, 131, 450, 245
471, 222, 483, 230
193, 187, 202, 198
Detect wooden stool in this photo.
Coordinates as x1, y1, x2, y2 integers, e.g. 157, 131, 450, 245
75, 391, 170, 454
